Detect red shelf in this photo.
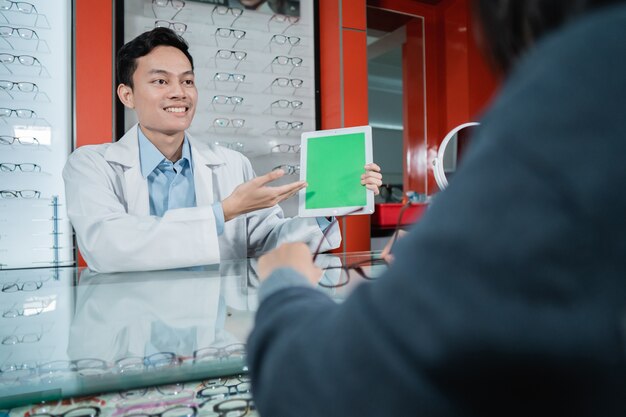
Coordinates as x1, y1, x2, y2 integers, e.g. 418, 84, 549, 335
372, 203, 428, 228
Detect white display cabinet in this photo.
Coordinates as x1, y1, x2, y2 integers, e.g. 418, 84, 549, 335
0, 0, 74, 269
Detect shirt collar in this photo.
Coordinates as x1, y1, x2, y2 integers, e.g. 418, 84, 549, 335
137, 126, 193, 178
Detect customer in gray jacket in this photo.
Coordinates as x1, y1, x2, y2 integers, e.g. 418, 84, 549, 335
246, 0, 626, 416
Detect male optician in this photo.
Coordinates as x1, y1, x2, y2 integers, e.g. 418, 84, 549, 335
63, 27, 382, 273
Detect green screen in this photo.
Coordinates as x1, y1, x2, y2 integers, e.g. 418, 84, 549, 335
305, 132, 367, 209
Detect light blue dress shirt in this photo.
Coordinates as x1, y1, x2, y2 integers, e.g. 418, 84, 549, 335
137, 128, 225, 234
138, 127, 328, 236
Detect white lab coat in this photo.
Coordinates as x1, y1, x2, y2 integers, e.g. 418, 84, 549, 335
63, 125, 341, 273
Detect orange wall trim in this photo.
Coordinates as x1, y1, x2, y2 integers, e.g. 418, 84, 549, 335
342, 0, 367, 30
75, 0, 114, 266
320, 0, 372, 253
75, 0, 114, 148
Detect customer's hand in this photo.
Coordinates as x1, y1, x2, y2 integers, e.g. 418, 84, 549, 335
381, 230, 407, 263
222, 169, 306, 221
258, 242, 322, 285
362, 163, 383, 195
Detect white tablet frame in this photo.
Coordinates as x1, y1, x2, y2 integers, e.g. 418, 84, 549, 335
298, 126, 374, 218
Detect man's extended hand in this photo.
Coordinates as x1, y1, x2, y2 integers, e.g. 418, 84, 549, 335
222, 169, 306, 222
258, 242, 322, 285
362, 163, 383, 194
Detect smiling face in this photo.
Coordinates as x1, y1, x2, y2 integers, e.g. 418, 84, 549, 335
117, 45, 197, 146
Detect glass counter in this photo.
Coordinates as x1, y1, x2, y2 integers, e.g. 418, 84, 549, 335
0, 252, 386, 410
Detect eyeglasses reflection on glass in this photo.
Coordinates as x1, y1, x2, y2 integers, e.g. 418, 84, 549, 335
193, 343, 246, 363
0, 25, 39, 50
0, 189, 40, 199
119, 382, 187, 399
319, 257, 388, 288
214, 72, 245, 83
271, 55, 302, 66
269, 34, 301, 46
212, 398, 255, 417
29, 406, 101, 417
197, 375, 250, 401
0, 53, 43, 75
0, 2, 44, 28
39, 359, 108, 377
0, 25, 37, 39
273, 164, 299, 175
270, 77, 303, 88
152, 0, 185, 20
215, 49, 247, 61
215, 27, 246, 39
0, 79, 39, 99
271, 143, 299, 153
154, 19, 187, 35
2, 280, 43, 292
275, 120, 303, 130
2, 332, 42, 345
266, 55, 303, 74
211, 95, 243, 105
269, 14, 299, 24
0, 135, 39, 146
267, 13, 299, 33
0, 0, 36, 13
213, 118, 245, 128
0, 361, 37, 378
0, 79, 35, 91
0, 107, 36, 118
0, 162, 40, 172
116, 404, 198, 417
2, 300, 49, 318
127, 405, 195, 417
271, 99, 302, 109
211, 5, 243, 26
116, 352, 180, 373
215, 27, 246, 47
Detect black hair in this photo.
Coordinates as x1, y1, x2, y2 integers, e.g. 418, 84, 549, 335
116, 27, 194, 88
472, 0, 624, 75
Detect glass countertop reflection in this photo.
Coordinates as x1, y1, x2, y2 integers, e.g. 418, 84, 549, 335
0, 252, 386, 408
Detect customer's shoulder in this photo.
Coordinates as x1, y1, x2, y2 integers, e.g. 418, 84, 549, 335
483, 3, 626, 126
519, 3, 626, 74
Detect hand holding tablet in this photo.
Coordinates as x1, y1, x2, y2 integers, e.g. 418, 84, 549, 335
298, 126, 375, 217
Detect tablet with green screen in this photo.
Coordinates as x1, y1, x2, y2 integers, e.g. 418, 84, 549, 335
298, 126, 374, 217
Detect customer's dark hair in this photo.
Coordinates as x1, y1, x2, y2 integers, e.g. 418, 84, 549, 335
116, 27, 194, 88
472, 0, 624, 75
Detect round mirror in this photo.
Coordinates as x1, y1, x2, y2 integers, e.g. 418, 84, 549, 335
433, 122, 480, 190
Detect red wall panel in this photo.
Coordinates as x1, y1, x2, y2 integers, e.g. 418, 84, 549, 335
75, 0, 114, 148
75, 0, 114, 266
319, 0, 342, 130
342, 0, 367, 30
319, 0, 372, 252
402, 18, 428, 196
342, 30, 369, 128
342, 28, 370, 252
